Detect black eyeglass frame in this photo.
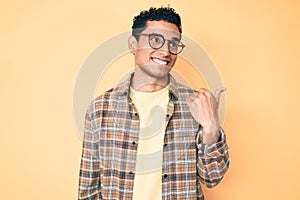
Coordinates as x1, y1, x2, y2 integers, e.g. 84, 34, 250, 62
138, 33, 185, 55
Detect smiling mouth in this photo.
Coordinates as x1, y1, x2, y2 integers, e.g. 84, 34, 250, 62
151, 57, 169, 65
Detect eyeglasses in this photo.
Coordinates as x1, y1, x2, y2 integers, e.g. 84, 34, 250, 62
139, 33, 185, 55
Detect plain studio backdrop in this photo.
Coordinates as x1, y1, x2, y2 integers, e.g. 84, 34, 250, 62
1, 1, 300, 199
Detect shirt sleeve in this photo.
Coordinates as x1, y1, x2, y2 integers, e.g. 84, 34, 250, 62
196, 127, 230, 188
78, 104, 102, 200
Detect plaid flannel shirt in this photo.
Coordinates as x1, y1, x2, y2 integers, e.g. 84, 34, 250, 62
78, 74, 230, 200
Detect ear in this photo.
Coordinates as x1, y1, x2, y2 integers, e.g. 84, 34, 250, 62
128, 35, 137, 54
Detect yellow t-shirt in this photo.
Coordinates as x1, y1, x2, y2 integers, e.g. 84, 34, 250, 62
130, 86, 169, 200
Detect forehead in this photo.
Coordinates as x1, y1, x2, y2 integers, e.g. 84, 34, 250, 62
143, 20, 181, 38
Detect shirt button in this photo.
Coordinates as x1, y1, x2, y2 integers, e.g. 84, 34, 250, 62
163, 173, 168, 179
132, 141, 136, 145
134, 113, 138, 117
129, 171, 134, 175
166, 114, 170, 118
164, 143, 168, 147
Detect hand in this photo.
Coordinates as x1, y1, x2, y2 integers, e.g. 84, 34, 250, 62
186, 87, 226, 146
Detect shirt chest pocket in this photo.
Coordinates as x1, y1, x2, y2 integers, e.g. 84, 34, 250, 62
99, 128, 138, 171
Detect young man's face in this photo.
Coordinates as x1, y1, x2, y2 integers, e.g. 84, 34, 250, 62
133, 20, 181, 80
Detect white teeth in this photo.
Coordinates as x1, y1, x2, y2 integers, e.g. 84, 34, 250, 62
152, 58, 167, 65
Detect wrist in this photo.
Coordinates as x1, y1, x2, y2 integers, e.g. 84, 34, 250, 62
202, 126, 221, 146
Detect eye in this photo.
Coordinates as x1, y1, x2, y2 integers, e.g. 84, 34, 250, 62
169, 40, 179, 49
150, 36, 162, 44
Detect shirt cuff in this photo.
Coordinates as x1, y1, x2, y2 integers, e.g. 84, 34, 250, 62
197, 127, 229, 158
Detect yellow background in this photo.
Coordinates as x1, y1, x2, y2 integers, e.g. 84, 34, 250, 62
1, 0, 300, 199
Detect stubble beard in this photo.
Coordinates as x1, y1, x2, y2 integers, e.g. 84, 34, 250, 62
139, 63, 172, 81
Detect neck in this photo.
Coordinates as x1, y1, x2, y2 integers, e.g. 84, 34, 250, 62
131, 73, 169, 92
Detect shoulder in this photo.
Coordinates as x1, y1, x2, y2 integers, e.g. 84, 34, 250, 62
174, 82, 195, 102
177, 83, 195, 95
84, 88, 114, 118
88, 74, 132, 113
169, 74, 195, 101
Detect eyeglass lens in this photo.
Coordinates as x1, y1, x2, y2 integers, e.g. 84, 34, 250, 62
148, 34, 184, 55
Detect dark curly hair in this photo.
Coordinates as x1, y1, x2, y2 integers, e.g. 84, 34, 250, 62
132, 6, 182, 40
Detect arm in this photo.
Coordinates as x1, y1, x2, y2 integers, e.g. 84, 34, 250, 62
186, 87, 230, 187
78, 106, 102, 200
196, 127, 229, 188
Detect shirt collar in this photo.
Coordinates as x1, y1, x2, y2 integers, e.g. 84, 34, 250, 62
168, 75, 179, 101
111, 73, 180, 101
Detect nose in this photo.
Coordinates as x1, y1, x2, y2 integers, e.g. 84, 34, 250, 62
158, 41, 170, 55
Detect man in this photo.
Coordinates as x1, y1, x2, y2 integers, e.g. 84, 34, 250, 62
78, 6, 229, 200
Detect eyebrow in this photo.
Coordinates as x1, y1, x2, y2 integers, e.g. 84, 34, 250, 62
172, 37, 181, 42
149, 33, 181, 41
